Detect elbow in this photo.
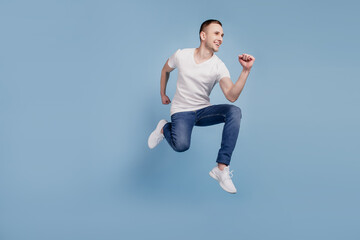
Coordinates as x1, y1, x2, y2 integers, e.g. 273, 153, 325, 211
227, 96, 237, 103
226, 90, 242, 103
226, 92, 238, 103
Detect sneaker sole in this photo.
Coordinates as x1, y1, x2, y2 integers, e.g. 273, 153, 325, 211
209, 171, 218, 181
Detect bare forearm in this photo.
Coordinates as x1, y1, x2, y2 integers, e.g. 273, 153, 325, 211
229, 69, 250, 102
160, 70, 170, 96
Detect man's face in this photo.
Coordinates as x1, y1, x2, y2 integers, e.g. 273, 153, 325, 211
202, 23, 224, 52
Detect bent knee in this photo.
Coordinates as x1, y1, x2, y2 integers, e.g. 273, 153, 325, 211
228, 105, 242, 119
173, 141, 190, 152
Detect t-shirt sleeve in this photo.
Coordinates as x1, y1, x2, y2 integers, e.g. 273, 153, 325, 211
217, 61, 231, 83
167, 49, 181, 69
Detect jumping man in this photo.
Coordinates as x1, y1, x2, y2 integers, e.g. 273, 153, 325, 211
148, 19, 255, 193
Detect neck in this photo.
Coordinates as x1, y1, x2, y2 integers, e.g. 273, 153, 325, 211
195, 45, 214, 61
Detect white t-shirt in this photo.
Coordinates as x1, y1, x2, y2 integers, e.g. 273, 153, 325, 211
167, 48, 231, 116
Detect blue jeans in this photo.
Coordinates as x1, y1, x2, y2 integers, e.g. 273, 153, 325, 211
163, 104, 242, 165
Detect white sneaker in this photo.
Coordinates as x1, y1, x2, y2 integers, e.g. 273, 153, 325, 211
209, 166, 237, 194
148, 119, 167, 149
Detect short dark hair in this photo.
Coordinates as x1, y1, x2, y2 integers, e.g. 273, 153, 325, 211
199, 19, 222, 40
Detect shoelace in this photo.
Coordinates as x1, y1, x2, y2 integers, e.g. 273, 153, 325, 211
223, 168, 234, 179
228, 170, 234, 179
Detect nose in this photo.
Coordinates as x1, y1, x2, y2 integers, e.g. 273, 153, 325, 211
218, 35, 223, 43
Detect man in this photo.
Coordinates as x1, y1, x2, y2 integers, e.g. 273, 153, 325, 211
148, 19, 255, 194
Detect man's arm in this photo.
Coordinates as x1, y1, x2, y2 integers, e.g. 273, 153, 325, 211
160, 59, 175, 105
220, 54, 255, 103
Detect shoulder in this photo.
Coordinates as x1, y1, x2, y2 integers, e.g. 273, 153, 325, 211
171, 48, 194, 60
212, 55, 230, 79
212, 55, 228, 71
213, 54, 225, 65
176, 48, 194, 56
181, 48, 195, 53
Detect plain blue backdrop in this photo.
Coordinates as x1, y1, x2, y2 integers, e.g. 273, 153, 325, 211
1, 0, 359, 239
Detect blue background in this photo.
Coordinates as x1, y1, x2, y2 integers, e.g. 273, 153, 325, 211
1, 0, 359, 239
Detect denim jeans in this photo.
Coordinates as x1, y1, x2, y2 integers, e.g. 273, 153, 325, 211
162, 104, 242, 165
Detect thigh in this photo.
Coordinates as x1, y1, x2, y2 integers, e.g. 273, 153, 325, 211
195, 104, 235, 127
170, 111, 196, 141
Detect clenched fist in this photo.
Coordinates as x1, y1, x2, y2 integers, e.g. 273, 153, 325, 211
161, 94, 171, 105
238, 54, 255, 71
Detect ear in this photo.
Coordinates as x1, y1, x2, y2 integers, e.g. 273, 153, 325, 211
200, 31, 206, 41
